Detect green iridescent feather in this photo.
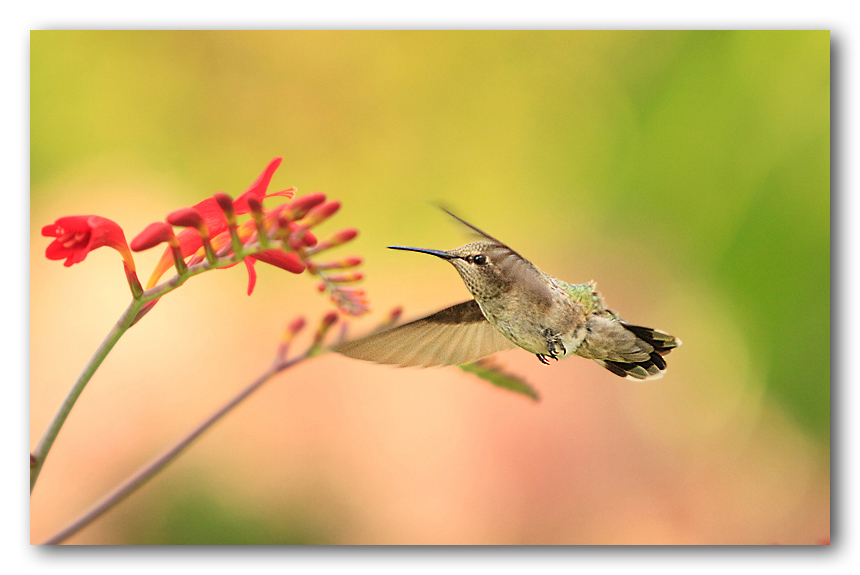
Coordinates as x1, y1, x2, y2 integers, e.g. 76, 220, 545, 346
558, 281, 604, 314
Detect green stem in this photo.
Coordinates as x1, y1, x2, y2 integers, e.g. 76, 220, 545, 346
42, 354, 305, 545
31, 238, 333, 496
40, 313, 384, 544
30, 298, 144, 493
30, 242, 289, 494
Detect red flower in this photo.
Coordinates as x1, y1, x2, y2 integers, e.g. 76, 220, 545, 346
44, 158, 366, 314
42, 215, 135, 271
146, 157, 295, 290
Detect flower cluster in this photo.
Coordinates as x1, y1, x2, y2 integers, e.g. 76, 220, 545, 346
41, 157, 369, 316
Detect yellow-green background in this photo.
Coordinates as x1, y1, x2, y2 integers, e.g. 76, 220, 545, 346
31, 31, 829, 544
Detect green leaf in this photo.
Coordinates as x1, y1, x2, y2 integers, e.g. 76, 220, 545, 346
459, 358, 539, 401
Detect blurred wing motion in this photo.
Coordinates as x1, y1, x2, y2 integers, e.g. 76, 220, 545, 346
334, 300, 518, 367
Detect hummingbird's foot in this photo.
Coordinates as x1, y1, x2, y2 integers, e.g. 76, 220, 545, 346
544, 332, 566, 360
536, 354, 552, 365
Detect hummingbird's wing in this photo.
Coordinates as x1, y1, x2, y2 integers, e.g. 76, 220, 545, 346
334, 300, 518, 367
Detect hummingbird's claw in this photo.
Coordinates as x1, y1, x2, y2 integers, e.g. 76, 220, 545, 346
536, 354, 551, 365
545, 334, 565, 361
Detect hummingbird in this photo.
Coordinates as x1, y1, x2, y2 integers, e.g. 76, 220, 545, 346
335, 210, 680, 379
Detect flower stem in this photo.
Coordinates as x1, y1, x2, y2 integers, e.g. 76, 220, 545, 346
42, 354, 306, 545
30, 298, 144, 493
31, 240, 311, 495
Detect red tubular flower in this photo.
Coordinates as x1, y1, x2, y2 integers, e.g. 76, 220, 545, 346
42, 215, 136, 270
43, 215, 143, 297
43, 158, 368, 316
146, 157, 296, 290
187, 157, 291, 239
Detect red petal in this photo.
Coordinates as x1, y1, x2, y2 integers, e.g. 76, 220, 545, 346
244, 257, 258, 295
45, 233, 89, 265
41, 215, 91, 237
233, 157, 282, 214
174, 227, 204, 257
41, 224, 60, 237
254, 249, 306, 274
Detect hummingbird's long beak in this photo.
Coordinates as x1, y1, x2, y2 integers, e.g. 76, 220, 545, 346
388, 246, 459, 260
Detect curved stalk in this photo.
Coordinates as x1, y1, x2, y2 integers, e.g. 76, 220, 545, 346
43, 354, 305, 545
30, 238, 297, 494
30, 298, 143, 492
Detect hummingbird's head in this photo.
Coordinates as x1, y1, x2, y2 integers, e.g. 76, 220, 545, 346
388, 241, 517, 300
389, 209, 540, 301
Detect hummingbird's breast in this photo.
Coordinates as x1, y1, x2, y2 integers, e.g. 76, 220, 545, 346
475, 281, 587, 357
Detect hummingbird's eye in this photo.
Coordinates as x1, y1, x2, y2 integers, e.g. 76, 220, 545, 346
472, 254, 488, 266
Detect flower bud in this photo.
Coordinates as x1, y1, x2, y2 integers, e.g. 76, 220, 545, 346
166, 208, 206, 235
326, 272, 364, 284
282, 193, 326, 221
213, 193, 236, 224
305, 228, 358, 255
301, 201, 340, 228
131, 222, 178, 251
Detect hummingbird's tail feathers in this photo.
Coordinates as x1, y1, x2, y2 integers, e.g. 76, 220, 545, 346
333, 300, 518, 367
593, 323, 680, 380
594, 353, 666, 380
620, 323, 681, 355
